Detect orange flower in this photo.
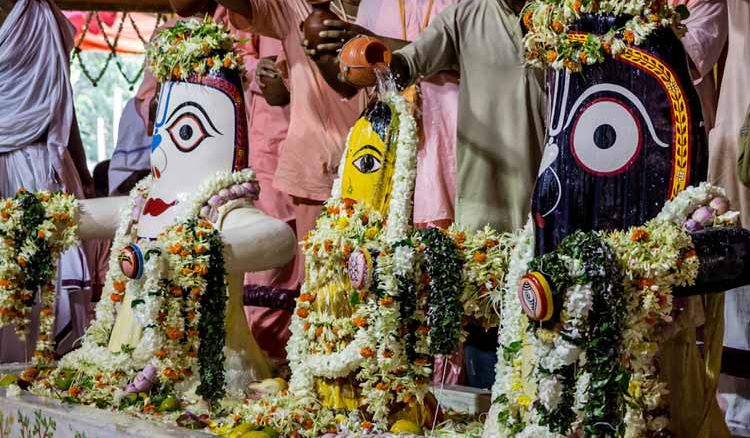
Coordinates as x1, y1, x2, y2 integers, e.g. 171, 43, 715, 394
68, 386, 82, 397
223, 57, 232, 68
323, 240, 333, 253
362, 421, 374, 430
376, 382, 389, 390
417, 326, 430, 335
296, 308, 309, 318
352, 317, 368, 328
315, 326, 324, 337
181, 267, 193, 276
648, 14, 660, 23
110, 293, 123, 303
303, 322, 311, 331
37, 230, 46, 240
206, 58, 214, 68
168, 243, 182, 255
579, 51, 588, 63
194, 244, 208, 254
473, 252, 487, 263
552, 21, 564, 33
343, 243, 353, 258
326, 206, 340, 215
522, 10, 533, 29
162, 367, 180, 380
299, 293, 315, 303
154, 349, 167, 359
360, 212, 369, 225
630, 228, 650, 242
546, 50, 558, 63
485, 239, 498, 248
623, 30, 635, 45
0, 279, 10, 288
602, 40, 612, 54
17, 257, 27, 267
379, 296, 394, 306
167, 327, 184, 340
180, 249, 191, 257
573, 0, 582, 12
382, 349, 394, 358
113, 280, 127, 293
172, 66, 181, 78
170, 286, 183, 297
343, 198, 357, 209
638, 278, 655, 289
360, 347, 374, 358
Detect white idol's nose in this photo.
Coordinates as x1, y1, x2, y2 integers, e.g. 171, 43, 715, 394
152, 147, 167, 179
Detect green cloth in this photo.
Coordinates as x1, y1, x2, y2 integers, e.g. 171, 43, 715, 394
659, 295, 730, 438
395, 0, 546, 232
739, 102, 750, 187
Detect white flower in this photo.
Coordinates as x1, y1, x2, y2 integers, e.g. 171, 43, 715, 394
538, 376, 563, 411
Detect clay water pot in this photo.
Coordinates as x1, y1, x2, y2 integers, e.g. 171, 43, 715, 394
302, 0, 338, 54
338, 35, 392, 87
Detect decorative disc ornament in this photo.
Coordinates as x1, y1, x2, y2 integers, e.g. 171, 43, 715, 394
347, 248, 373, 290
517, 272, 554, 321
119, 243, 145, 280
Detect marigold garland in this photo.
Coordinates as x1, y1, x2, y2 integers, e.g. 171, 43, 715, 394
522, 0, 686, 71
0, 189, 78, 368
146, 17, 244, 82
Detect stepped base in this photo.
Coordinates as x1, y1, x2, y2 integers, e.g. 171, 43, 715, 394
0, 388, 212, 438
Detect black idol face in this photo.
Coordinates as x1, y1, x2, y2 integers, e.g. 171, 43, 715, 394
531, 30, 707, 255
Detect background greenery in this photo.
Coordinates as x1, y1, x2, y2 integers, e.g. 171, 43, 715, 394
70, 52, 145, 170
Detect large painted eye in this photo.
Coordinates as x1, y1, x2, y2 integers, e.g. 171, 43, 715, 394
167, 113, 210, 152
570, 97, 642, 176
352, 152, 382, 174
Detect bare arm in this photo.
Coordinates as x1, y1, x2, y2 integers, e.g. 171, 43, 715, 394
303, 19, 408, 98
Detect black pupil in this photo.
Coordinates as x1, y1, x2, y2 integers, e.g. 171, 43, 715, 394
360, 155, 376, 172
593, 124, 617, 149
179, 124, 193, 141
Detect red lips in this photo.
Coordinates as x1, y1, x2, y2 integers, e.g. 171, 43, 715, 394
143, 198, 177, 217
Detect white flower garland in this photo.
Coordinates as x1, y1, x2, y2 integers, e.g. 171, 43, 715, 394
0, 191, 79, 368
489, 184, 736, 437
49, 169, 257, 402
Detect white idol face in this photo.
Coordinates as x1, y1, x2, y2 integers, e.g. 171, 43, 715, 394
137, 80, 238, 239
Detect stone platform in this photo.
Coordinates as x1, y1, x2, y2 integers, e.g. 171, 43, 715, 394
0, 388, 212, 438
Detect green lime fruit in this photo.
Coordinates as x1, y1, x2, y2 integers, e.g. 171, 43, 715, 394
158, 395, 180, 412
238, 432, 270, 438
261, 427, 280, 438
0, 374, 18, 387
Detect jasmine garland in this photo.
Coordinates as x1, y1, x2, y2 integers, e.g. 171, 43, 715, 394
0, 190, 79, 368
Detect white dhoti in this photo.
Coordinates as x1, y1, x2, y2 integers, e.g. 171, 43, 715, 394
0, 0, 90, 363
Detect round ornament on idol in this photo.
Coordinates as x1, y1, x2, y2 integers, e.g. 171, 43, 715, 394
347, 248, 374, 290
517, 271, 554, 321
119, 243, 145, 280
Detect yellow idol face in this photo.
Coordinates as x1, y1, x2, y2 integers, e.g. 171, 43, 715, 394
341, 101, 399, 215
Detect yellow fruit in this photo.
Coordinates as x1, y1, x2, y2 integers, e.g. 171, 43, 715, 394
226, 424, 254, 438
390, 419, 422, 435
238, 432, 270, 438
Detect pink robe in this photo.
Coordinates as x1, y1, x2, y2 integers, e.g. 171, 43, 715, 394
356, 0, 459, 226
670, 0, 727, 131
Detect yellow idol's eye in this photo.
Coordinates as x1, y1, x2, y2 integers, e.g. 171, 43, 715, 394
352, 153, 382, 174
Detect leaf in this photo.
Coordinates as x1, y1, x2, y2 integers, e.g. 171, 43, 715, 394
131, 299, 145, 308
675, 4, 690, 20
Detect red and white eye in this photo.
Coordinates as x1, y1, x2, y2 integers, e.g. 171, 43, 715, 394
167, 113, 209, 152
570, 97, 642, 176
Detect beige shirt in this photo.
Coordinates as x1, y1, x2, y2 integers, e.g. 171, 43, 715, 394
396, 0, 546, 232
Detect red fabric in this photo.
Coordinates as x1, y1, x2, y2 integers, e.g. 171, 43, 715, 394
63, 12, 163, 54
